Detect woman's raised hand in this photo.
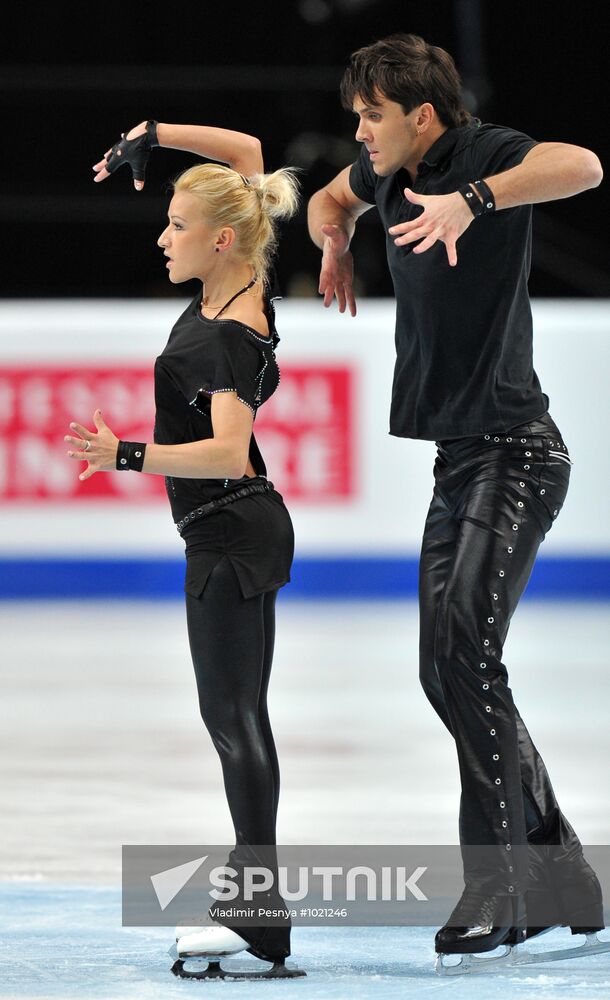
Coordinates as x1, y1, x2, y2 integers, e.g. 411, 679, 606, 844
92, 121, 155, 191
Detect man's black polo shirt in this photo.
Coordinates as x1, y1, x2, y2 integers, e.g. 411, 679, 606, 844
349, 120, 549, 440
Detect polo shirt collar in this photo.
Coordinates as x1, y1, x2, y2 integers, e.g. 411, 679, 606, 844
416, 119, 481, 175
417, 128, 461, 175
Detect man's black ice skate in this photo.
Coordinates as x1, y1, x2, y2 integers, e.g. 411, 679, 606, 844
436, 859, 609, 974
435, 883, 525, 959
525, 853, 605, 940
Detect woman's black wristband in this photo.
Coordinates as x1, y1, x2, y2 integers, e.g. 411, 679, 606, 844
145, 120, 159, 147
116, 441, 147, 471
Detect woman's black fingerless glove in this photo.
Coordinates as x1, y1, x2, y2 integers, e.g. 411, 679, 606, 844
104, 120, 159, 182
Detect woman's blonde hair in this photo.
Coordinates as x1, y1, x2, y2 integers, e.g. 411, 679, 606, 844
173, 163, 300, 285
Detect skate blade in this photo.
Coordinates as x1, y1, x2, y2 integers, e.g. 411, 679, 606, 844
436, 932, 610, 976
510, 931, 610, 967
171, 958, 306, 981
436, 944, 513, 976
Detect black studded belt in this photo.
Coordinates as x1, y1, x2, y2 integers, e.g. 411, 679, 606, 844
176, 480, 274, 535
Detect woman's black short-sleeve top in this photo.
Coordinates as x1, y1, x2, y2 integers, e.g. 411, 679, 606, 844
153, 288, 281, 523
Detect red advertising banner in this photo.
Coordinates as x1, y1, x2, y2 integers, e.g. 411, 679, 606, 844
0, 365, 354, 502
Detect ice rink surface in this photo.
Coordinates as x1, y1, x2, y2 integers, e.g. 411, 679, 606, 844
1, 598, 609, 998
2, 883, 610, 1000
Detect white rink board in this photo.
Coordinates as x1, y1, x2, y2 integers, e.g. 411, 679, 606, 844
0, 298, 608, 557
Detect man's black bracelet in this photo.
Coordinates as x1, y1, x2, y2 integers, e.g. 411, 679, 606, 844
473, 178, 496, 212
458, 180, 496, 218
116, 441, 147, 471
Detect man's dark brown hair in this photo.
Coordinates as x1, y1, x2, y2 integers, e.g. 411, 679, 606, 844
340, 33, 471, 129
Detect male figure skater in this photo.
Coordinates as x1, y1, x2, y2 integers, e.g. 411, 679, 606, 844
307, 33, 605, 966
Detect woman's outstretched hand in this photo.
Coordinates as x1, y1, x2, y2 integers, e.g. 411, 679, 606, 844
65, 410, 119, 480
92, 121, 152, 191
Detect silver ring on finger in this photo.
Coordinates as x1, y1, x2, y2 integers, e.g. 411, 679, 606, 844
83, 440, 91, 452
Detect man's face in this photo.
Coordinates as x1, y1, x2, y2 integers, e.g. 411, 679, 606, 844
353, 94, 419, 175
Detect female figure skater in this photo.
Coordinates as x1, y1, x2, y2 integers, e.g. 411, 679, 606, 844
65, 120, 303, 980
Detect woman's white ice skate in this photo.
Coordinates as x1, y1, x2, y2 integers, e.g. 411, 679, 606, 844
178, 925, 249, 958
170, 925, 306, 981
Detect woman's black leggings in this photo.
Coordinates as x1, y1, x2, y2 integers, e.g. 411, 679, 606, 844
185, 554, 289, 960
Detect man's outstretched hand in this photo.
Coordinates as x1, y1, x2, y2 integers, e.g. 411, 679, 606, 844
388, 188, 475, 267
318, 224, 357, 316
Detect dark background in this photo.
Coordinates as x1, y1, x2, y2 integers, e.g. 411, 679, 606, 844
3, 0, 608, 300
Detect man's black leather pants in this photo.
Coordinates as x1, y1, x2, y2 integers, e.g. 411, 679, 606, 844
419, 412, 581, 894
